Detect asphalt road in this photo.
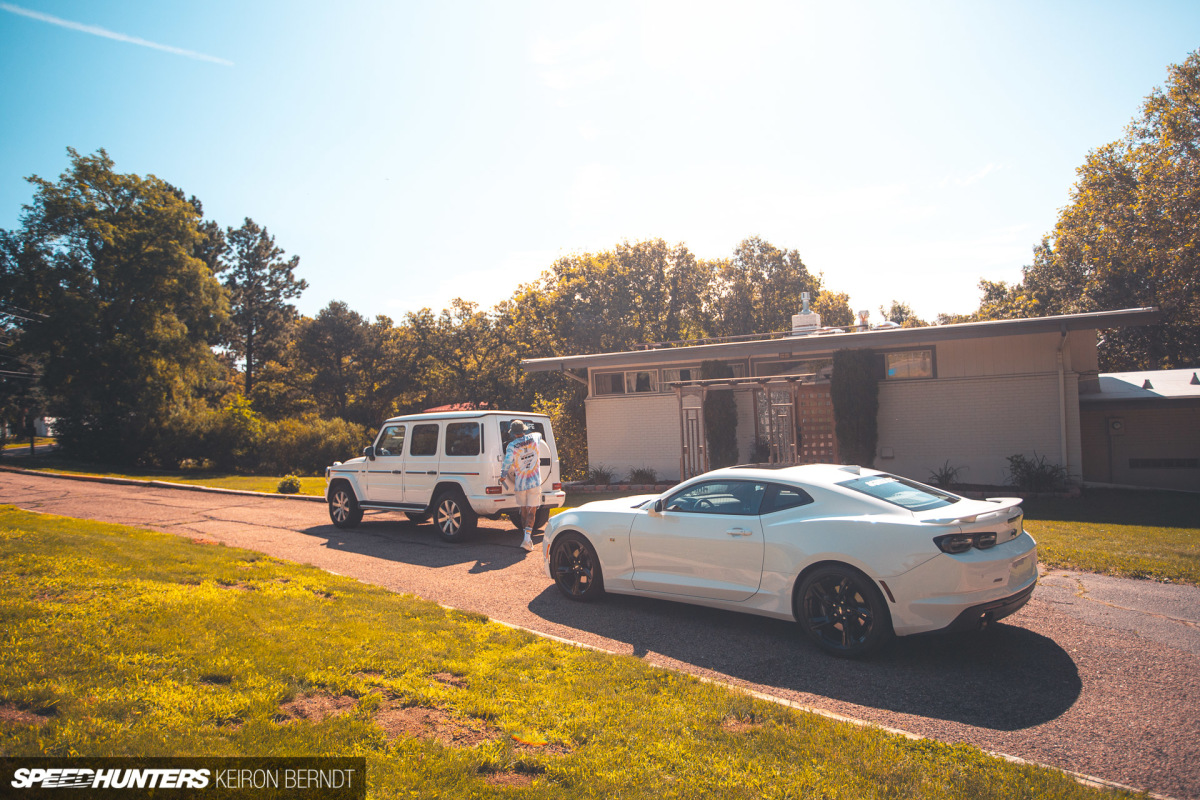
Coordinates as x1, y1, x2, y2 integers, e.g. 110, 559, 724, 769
2, 469, 1198, 799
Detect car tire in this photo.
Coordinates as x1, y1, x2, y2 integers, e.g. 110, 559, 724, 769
433, 489, 477, 542
550, 532, 604, 602
506, 507, 551, 532
328, 484, 363, 529
796, 565, 893, 658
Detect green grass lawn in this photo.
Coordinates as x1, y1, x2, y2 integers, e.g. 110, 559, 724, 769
0, 506, 1132, 799
1, 437, 55, 451
1022, 489, 1200, 584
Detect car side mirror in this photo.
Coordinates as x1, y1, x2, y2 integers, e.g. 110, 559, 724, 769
363, 445, 375, 461
653, 499, 664, 513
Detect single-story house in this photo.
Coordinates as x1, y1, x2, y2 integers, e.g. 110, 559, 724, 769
1079, 368, 1200, 492
522, 306, 1193, 491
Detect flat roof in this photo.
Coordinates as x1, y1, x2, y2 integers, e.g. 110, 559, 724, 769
1081, 367, 1200, 402
522, 307, 1161, 374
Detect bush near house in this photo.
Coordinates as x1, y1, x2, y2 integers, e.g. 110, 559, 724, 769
701, 361, 738, 468
831, 349, 879, 467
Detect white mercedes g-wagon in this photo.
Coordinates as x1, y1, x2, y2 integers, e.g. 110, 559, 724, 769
324, 410, 566, 541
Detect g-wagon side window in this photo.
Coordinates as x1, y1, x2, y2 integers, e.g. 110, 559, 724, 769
445, 422, 481, 456
410, 424, 439, 456
375, 425, 406, 457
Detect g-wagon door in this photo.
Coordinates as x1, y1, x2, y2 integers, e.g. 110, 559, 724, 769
363, 423, 406, 503
404, 422, 442, 507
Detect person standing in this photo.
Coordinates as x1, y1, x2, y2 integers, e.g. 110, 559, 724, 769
502, 419, 543, 551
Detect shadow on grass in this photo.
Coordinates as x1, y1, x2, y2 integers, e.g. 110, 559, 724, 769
1022, 488, 1200, 528
526, 586, 1080, 732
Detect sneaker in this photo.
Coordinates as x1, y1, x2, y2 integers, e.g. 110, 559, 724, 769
520, 537, 534, 552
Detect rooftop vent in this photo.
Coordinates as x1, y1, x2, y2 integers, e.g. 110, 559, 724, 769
791, 292, 821, 335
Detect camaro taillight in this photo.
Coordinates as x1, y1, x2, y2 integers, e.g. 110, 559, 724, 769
934, 531, 999, 554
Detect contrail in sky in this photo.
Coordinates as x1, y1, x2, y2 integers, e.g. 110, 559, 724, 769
0, 2, 233, 66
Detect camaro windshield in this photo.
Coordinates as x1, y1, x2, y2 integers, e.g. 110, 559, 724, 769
837, 474, 959, 512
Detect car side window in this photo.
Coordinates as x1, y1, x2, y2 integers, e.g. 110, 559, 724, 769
665, 480, 765, 515
375, 425, 406, 457
410, 424, 439, 456
760, 483, 815, 514
445, 422, 480, 456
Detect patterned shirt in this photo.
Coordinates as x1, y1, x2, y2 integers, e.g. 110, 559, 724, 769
502, 432, 543, 492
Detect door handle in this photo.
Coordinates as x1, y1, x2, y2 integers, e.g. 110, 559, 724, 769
726, 528, 753, 537
427, 470, 438, 476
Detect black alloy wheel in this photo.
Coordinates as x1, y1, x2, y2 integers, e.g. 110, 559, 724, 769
328, 485, 363, 529
550, 533, 604, 601
433, 489, 477, 542
797, 565, 892, 658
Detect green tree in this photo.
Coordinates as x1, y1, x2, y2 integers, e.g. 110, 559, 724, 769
880, 300, 928, 328
0, 148, 228, 462
980, 51, 1200, 368
221, 218, 307, 398
707, 237, 822, 337
813, 290, 855, 329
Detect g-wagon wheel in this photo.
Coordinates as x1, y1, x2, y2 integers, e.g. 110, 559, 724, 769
797, 565, 892, 658
550, 533, 604, 602
328, 485, 363, 529
433, 489, 477, 542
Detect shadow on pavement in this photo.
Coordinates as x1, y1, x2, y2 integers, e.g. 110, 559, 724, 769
297, 515, 535, 571
527, 586, 1081, 731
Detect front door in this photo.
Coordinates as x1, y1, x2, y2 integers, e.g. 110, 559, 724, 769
630, 479, 766, 601
403, 422, 442, 508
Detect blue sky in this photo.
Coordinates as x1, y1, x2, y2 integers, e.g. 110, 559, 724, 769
1, 1, 1197, 327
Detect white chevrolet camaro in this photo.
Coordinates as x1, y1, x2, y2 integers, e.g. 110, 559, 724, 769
542, 464, 1038, 657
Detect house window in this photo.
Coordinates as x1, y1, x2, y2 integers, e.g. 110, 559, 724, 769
594, 372, 626, 395
662, 366, 698, 384
594, 369, 659, 396
884, 349, 934, 380
626, 370, 658, 393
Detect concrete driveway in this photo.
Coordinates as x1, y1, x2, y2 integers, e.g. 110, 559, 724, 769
1, 468, 1197, 799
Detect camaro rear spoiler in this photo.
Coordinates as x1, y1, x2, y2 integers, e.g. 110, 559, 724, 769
920, 497, 1023, 526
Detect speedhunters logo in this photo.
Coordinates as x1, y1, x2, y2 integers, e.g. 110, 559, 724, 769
11, 767, 210, 789
2, 757, 365, 799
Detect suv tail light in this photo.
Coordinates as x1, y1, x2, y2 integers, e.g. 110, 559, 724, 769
552, 483, 562, 491
485, 486, 502, 495
934, 531, 999, 554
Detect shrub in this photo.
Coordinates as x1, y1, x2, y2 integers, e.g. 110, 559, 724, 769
587, 464, 615, 485
628, 467, 658, 485
831, 349, 879, 467
1006, 453, 1068, 493
928, 460, 963, 488
701, 360, 738, 468
750, 437, 771, 463
277, 475, 302, 494
257, 415, 371, 476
